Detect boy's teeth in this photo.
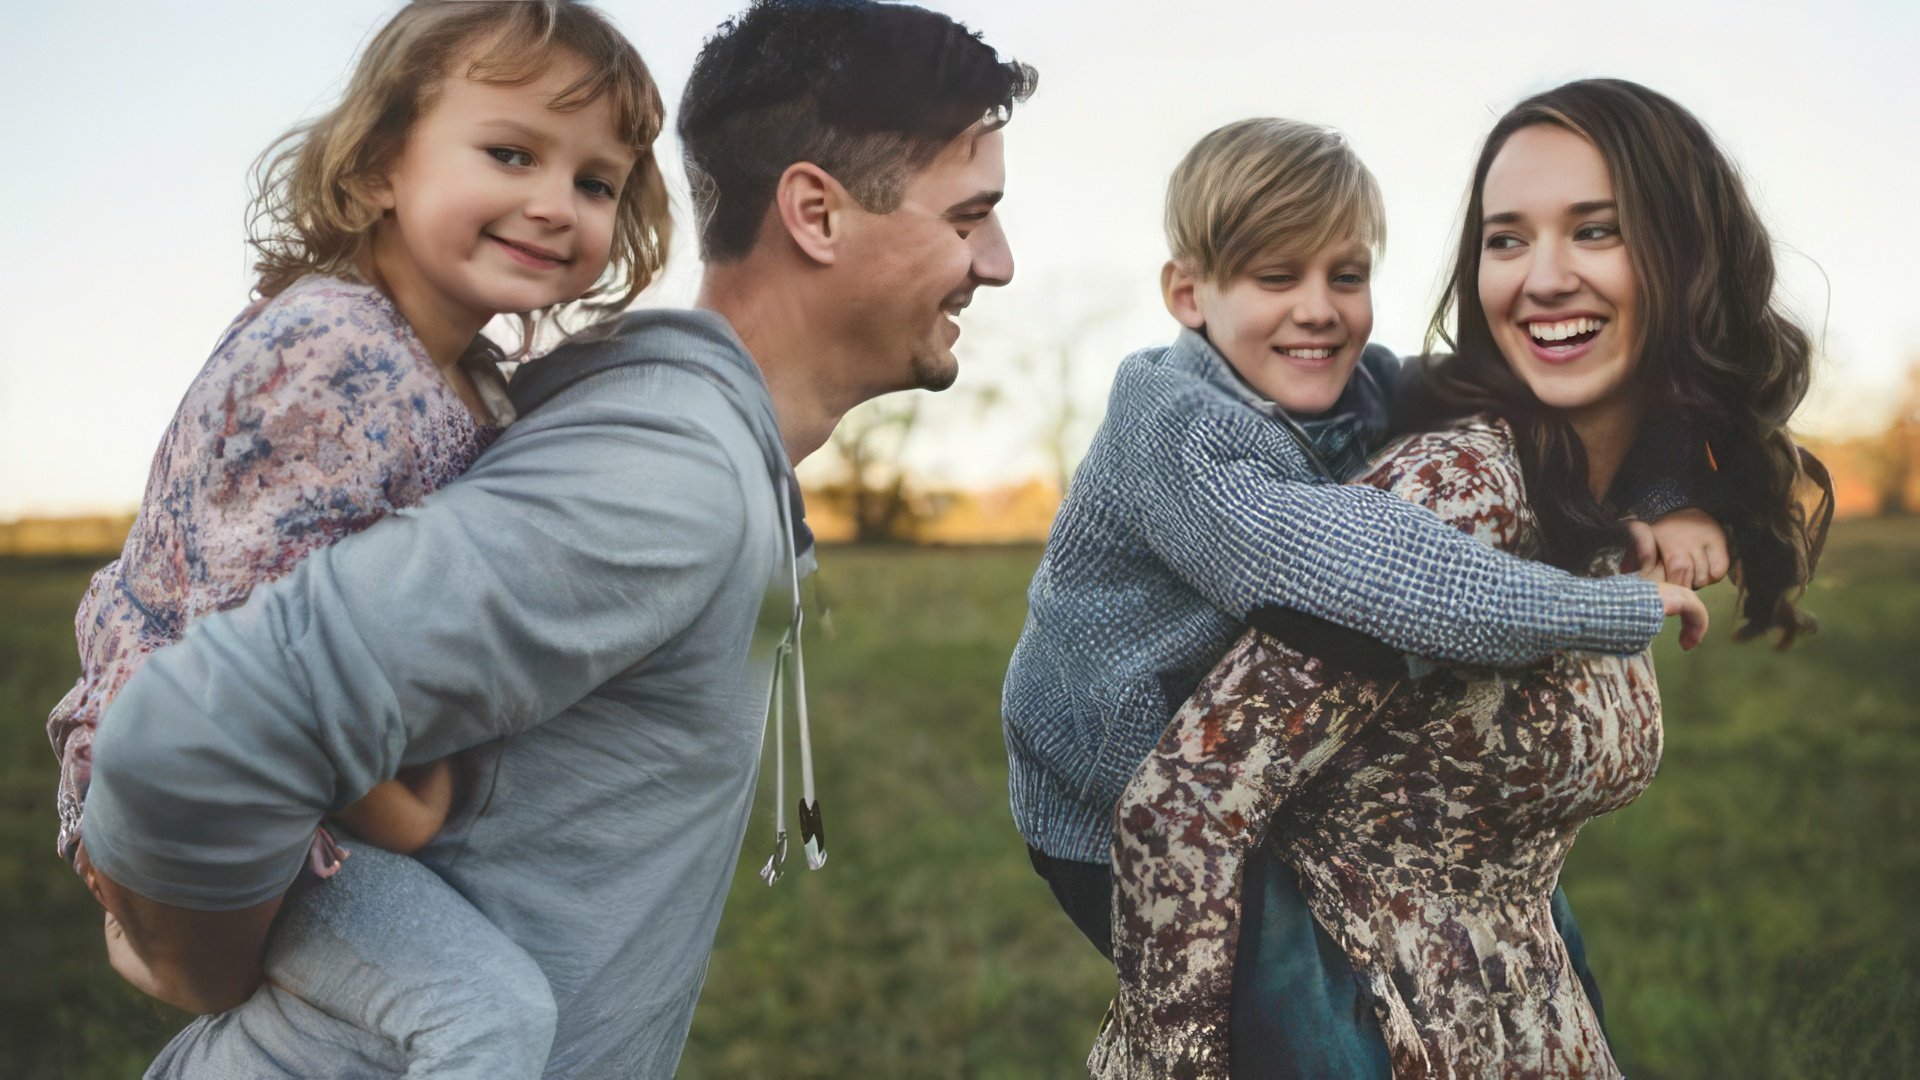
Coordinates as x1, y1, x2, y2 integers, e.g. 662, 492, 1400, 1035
1527, 316, 1605, 342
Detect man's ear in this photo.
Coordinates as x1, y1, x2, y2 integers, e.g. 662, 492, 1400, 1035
1161, 259, 1206, 330
774, 162, 843, 266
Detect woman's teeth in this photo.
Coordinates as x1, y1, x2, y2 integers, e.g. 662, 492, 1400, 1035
1527, 317, 1606, 343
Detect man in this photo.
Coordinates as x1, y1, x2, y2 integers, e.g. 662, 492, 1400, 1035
80, 2, 1035, 1076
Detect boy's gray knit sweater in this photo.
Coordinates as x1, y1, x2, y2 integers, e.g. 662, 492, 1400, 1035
1002, 329, 1665, 865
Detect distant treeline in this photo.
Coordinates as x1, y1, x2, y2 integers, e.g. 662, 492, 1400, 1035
0, 515, 136, 558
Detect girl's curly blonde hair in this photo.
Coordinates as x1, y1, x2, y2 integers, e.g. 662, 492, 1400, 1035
248, 0, 670, 346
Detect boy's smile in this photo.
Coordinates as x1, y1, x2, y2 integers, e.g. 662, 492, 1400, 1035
1163, 238, 1374, 415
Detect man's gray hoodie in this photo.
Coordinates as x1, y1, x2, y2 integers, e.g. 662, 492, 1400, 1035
85, 309, 801, 1077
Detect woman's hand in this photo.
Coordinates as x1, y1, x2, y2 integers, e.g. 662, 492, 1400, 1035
1632, 508, 1731, 588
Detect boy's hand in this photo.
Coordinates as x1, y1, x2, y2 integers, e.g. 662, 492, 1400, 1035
1654, 580, 1709, 650
1644, 508, 1730, 588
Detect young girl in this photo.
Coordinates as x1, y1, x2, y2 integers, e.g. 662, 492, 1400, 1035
47, 1, 669, 1074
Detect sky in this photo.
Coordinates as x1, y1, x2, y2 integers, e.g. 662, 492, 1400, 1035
2, 0, 1916, 517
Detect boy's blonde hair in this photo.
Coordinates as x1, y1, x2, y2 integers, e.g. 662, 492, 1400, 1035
248, 0, 671, 340
1165, 118, 1384, 281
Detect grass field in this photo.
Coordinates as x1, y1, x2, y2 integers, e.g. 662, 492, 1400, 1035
3, 520, 1916, 1078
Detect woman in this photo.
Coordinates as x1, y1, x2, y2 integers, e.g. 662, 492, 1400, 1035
1092, 79, 1833, 1079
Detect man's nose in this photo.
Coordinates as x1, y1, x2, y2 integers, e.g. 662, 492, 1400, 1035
969, 214, 1013, 288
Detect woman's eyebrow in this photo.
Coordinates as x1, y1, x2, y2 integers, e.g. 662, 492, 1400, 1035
1482, 199, 1616, 227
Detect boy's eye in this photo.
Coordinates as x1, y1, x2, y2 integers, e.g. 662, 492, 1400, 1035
1256, 274, 1296, 286
488, 147, 534, 168
1334, 271, 1369, 286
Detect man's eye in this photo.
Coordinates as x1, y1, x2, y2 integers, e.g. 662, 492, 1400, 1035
488, 147, 534, 168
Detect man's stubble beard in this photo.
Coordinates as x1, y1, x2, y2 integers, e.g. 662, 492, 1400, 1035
909, 344, 959, 393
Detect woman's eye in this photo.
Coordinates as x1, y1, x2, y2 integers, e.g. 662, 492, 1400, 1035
1484, 234, 1522, 251
488, 147, 534, 168
1575, 223, 1620, 242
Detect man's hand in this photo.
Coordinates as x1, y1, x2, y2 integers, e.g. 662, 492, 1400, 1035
85, 858, 282, 1014
1637, 508, 1731, 589
103, 910, 166, 1002
331, 759, 457, 855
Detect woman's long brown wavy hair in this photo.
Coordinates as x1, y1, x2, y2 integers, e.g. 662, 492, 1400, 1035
246, 0, 671, 350
1408, 78, 1833, 645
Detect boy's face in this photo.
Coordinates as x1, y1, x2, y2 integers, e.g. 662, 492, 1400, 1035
1163, 239, 1373, 415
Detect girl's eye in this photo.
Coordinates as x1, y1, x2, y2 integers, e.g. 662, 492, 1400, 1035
578, 177, 617, 199
488, 147, 534, 168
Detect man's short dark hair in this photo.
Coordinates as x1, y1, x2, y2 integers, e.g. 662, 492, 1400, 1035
679, 0, 1038, 261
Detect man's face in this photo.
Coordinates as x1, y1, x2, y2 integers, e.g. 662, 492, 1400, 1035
836, 127, 1013, 395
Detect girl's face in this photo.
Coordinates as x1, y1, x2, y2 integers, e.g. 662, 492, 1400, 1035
1477, 124, 1641, 428
372, 51, 637, 338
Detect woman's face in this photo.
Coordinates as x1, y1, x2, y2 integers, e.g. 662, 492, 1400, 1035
1477, 124, 1640, 426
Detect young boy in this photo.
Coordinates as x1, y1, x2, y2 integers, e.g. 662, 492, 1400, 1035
1002, 118, 1710, 1074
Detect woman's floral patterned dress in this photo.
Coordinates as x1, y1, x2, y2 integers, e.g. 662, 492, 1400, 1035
47, 275, 512, 865
1093, 418, 1661, 1079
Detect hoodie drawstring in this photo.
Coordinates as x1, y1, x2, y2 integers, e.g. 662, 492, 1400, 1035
761, 474, 825, 886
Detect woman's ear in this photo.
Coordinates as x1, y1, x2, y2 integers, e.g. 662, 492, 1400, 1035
1161, 260, 1206, 330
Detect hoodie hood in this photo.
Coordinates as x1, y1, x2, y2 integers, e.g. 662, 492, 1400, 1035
511, 308, 813, 556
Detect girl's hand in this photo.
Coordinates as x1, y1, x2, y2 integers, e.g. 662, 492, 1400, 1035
1645, 508, 1731, 588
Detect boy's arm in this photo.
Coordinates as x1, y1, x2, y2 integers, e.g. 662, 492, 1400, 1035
1615, 409, 1720, 524
81, 401, 750, 994
1138, 415, 1665, 666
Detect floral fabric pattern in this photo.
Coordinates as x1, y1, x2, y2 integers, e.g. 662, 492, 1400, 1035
1095, 419, 1661, 1079
47, 275, 507, 862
